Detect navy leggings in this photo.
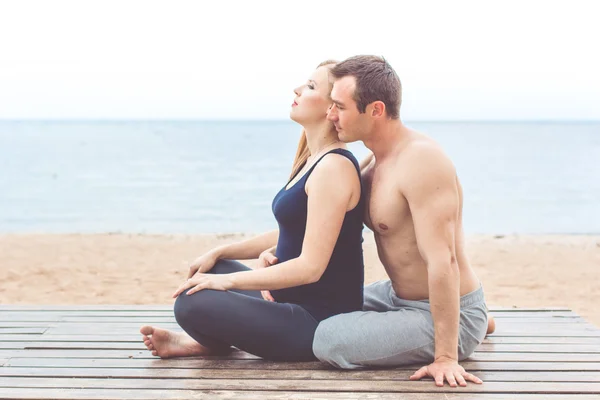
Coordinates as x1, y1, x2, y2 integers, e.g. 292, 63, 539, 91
173, 259, 319, 361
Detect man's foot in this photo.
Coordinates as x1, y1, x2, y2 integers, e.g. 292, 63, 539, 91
140, 326, 211, 358
486, 315, 496, 335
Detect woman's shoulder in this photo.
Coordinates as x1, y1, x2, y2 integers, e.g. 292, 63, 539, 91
310, 149, 360, 183
318, 148, 360, 168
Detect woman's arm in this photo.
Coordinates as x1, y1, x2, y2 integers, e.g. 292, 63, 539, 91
214, 229, 279, 261
186, 230, 278, 277
176, 154, 360, 296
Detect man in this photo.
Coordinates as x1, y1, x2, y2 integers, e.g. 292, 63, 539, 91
312, 55, 491, 387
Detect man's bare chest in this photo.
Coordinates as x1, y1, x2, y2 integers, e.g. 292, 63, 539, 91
362, 165, 411, 235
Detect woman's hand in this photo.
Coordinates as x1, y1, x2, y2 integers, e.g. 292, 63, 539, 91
256, 248, 278, 302
187, 250, 221, 279
172, 273, 234, 298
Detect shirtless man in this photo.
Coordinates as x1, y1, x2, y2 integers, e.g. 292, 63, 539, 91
311, 55, 491, 387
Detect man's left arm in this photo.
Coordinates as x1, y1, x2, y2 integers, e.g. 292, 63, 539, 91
403, 145, 482, 387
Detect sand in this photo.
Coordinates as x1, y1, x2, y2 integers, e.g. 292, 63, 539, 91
1, 232, 599, 326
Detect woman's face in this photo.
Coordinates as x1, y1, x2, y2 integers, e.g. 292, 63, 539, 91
290, 66, 333, 125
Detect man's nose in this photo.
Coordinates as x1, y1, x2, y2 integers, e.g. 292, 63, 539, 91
327, 105, 338, 121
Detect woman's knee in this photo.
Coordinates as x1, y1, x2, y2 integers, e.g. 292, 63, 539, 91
174, 289, 216, 328
173, 289, 194, 327
209, 259, 250, 275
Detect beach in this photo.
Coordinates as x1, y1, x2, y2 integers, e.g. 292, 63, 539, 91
1, 232, 599, 327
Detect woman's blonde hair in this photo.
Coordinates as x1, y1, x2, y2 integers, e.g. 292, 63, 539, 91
289, 60, 338, 180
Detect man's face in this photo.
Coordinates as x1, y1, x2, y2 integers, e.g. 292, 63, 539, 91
327, 76, 369, 143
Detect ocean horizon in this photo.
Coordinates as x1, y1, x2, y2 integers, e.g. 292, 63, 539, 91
1, 120, 598, 235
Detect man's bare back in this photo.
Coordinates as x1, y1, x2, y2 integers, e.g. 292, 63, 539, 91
361, 130, 481, 300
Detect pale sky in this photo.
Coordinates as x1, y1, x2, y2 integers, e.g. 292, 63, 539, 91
0, 0, 598, 120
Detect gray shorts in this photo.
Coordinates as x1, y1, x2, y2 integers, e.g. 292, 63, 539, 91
312, 280, 488, 369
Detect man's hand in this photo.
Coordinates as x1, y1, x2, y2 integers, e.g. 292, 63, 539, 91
410, 356, 483, 387
256, 248, 279, 301
172, 273, 233, 298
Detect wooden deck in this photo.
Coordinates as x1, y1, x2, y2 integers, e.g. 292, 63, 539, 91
0, 305, 599, 399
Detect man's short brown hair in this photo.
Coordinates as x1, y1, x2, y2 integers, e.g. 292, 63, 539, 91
330, 55, 401, 119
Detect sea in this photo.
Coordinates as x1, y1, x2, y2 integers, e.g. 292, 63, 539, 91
1, 120, 598, 235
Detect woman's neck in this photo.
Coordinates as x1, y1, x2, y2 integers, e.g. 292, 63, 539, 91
304, 123, 342, 157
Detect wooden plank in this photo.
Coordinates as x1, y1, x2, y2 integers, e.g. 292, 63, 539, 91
0, 322, 55, 328
489, 331, 600, 337
2, 348, 600, 361
0, 305, 174, 311
0, 310, 579, 318
482, 336, 600, 344
0, 315, 64, 322
0, 327, 47, 335
44, 327, 183, 335
47, 317, 589, 324
476, 343, 600, 353
15, 318, 585, 327
488, 311, 579, 318
1, 367, 600, 382
0, 311, 174, 316
3, 304, 567, 311
0, 305, 564, 311
3, 389, 598, 400
0, 342, 148, 350
6, 357, 600, 372
1, 340, 598, 354
44, 324, 181, 331
487, 307, 572, 312
6, 316, 588, 327
3, 357, 326, 370
43, 327, 600, 337
0, 335, 142, 342
468, 352, 600, 362
491, 320, 593, 326
40, 321, 599, 333
4, 334, 598, 345
0, 313, 598, 329
0, 377, 599, 393
0, 349, 261, 359
0, 305, 569, 312
489, 324, 600, 336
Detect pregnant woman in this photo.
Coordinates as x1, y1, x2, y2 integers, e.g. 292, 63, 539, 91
140, 60, 365, 361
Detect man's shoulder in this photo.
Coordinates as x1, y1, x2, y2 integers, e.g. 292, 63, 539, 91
401, 136, 454, 172
394, 137, 457, 194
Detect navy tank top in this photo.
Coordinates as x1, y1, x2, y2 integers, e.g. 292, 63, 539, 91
270, 148, 364, 322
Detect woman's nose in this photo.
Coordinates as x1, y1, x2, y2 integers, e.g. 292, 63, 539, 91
293, 86, 302, 96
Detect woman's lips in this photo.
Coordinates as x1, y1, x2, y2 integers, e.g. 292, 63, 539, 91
292, 101, 298, 107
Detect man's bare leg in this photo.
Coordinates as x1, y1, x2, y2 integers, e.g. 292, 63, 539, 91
140, 325, 219, 358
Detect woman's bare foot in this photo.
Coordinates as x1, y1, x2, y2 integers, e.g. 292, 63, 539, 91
140, 326, 211, 358
486, 315, 496, 335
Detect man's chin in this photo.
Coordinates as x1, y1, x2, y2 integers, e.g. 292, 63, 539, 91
337, 131, 351, 143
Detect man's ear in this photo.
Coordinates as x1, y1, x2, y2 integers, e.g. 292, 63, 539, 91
371, 101, 386, 118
